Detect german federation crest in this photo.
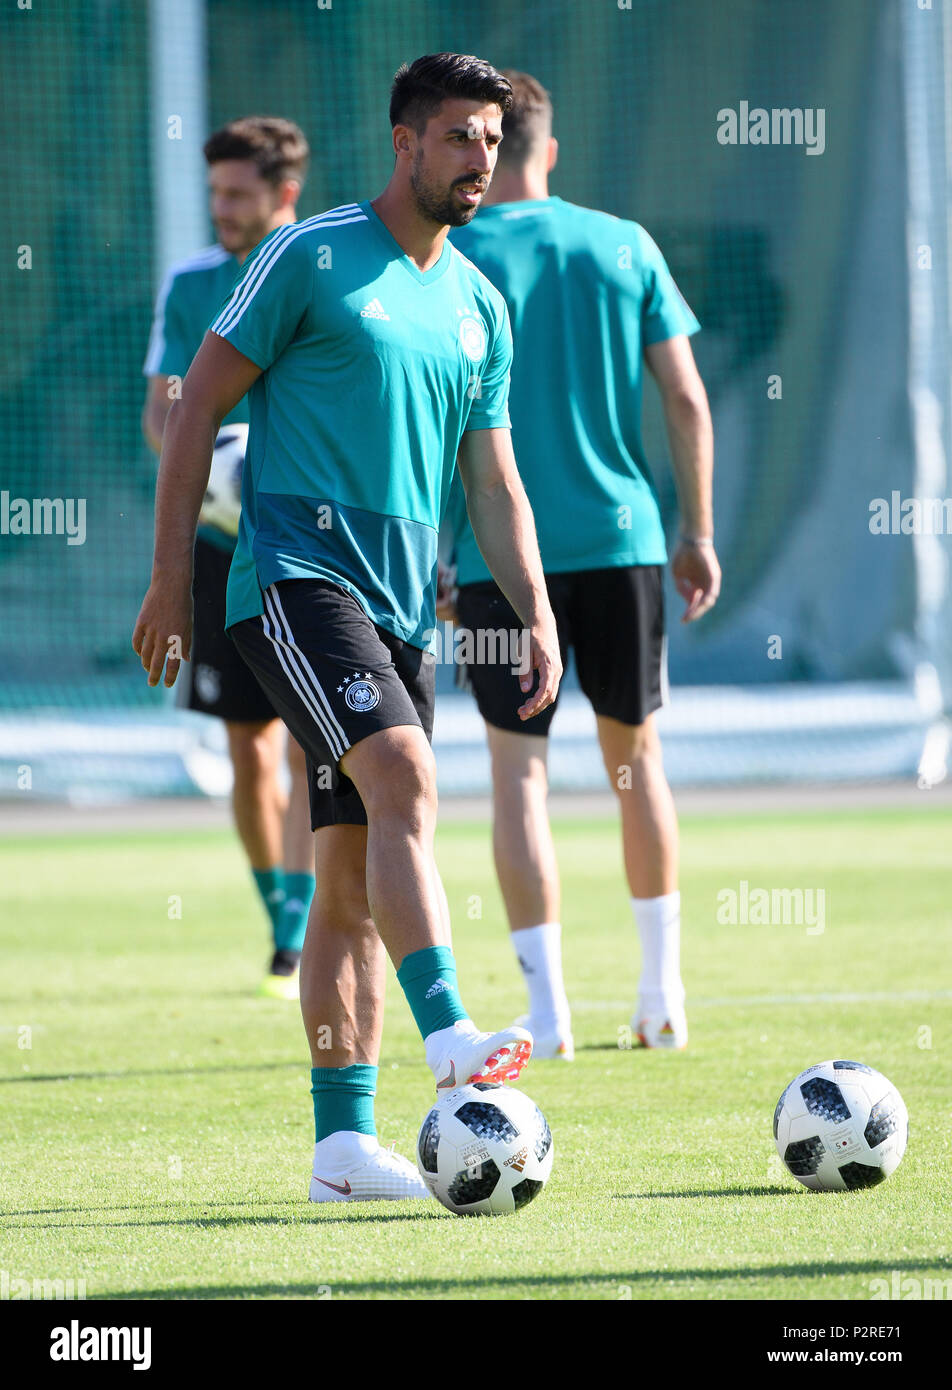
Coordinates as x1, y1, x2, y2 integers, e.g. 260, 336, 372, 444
458, 315, 487, 363
342, 672, 381, 713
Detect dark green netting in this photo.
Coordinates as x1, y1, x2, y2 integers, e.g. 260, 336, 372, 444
0, 0, 935, 719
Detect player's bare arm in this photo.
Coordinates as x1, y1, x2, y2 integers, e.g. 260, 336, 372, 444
456, 426, 562, 719
132, 332, 262, 688
644, 334, 720, 623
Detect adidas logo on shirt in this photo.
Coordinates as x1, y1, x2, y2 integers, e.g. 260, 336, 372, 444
360, 298, 390, 320
425, 977, 452, 999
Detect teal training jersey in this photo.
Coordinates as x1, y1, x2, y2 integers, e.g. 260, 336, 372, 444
448, 197, 700, 584
143, 244, 248, 554
213, 201, 512, 649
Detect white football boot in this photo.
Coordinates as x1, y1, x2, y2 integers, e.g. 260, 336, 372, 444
426, 1021, 533, 1091
309, 1142, 431, 1203
632, 997, 688, 1050
514, 1014, 574, 1061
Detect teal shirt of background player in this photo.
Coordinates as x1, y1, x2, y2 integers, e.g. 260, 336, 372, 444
447, 197, 701, 584
212, 201, 512, 649
143, 244, 249, 555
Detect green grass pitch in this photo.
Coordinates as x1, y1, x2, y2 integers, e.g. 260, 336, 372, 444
1, 805, 950, 1301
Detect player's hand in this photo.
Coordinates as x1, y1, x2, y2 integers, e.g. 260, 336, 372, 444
132, 579, 193, 688
435, 560, 458, 623
517, 616, 562, 721
671, 539, 721, 623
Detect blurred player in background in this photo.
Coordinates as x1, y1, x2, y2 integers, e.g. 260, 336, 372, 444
133, 54, 562, 1202
143, 117, 315, 1000
445, 72, 719, 1056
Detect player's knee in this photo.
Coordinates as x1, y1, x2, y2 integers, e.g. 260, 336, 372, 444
488, 732, 549, 804
492, 763, 548, 818
386, 750, 437, 827
227, 722, 280, 782
357, 739, 437, 828
602, 719, 662, 788
490, 747, 547, 793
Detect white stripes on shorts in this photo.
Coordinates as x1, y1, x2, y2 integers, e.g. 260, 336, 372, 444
260, 584, 350, 762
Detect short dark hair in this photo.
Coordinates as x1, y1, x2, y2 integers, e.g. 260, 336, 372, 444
497, 71, 552, 166
389, 53, 512, 134
203, 116, 309, 187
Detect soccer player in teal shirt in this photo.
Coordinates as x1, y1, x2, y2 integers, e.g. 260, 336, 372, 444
445, 72, 720, 1057
133, 55, 562, 1202
143, 118, 317, 1002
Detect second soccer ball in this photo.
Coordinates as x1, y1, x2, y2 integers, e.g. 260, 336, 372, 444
773, 1059, 907, 1191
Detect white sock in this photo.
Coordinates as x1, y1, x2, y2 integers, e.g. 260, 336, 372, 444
512, 923, 571, 1032
632, 892, 684, 1009
313, 1130, 378, 1177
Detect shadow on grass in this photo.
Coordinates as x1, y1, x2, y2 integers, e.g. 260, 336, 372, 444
2, 1200, 295, 1219
3, 1186, 794, 1225
0, 1060, 303, 1085
94, 1256, 952, 1301
615, 1187, 796, 1199
12, 1212, 440, 1232
0, 987, 305, 1008
2, 1201, 444, 1231
576, 1043, 692, 1055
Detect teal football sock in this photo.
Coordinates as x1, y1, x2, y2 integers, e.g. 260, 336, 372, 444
252, 867, 286, 944
311, 1064, 378, 1142
275, 871, 315, 953
396, 945, 469, 1039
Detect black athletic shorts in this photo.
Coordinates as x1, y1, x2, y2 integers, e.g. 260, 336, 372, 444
180, 536, 278, 723
228, 579, 435, 830
454, 564, 666, 736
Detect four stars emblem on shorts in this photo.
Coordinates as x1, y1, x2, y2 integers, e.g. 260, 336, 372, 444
338, 671, 382, 713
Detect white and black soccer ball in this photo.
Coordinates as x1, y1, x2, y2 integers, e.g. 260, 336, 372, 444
417, 1082, 554, 1216
199, 423, 247, 537
773, 1060, 908, 1191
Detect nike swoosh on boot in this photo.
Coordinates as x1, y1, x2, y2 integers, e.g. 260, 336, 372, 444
311, 1175, 352, 1195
